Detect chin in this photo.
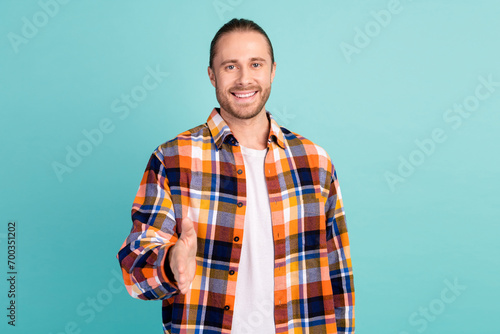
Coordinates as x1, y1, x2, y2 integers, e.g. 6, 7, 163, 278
226, 106, 262, 120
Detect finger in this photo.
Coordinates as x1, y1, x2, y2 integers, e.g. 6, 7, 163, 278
179, 282, 188, 294
179, 280, 193, 295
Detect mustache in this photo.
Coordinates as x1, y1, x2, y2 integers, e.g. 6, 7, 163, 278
229, 86, 261, 92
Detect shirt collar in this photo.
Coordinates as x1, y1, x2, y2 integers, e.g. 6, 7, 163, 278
207, 108, 286, 150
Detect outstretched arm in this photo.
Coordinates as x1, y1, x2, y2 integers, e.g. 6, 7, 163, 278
117, 152, 196, 300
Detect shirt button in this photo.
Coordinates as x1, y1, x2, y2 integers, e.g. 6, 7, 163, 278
237, 202, 243, 208
233, 236, 240, 242
229, 270, 235, 275
237, 169, 243, 175
224, 305, 230, 311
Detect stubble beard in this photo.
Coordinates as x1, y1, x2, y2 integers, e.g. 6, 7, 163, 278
215, 83, 272, 120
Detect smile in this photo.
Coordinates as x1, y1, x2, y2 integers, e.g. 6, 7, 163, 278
231, 91, 257, 99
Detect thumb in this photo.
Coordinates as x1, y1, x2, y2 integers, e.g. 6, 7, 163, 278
180, 217, 196, 240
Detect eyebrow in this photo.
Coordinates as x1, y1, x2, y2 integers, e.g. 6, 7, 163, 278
219, 57, 268, 67
249, 57, 267, 63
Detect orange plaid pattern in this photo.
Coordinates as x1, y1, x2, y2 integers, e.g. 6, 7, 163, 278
117, 108, 355, 333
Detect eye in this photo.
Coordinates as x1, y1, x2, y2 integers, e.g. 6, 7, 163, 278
252, 63, 261, 68
226, 65, 235, 70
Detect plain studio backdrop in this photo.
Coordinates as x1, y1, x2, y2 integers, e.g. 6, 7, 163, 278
1, 0, 499, 333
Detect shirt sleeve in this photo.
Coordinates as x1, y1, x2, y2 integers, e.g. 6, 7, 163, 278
116, 151, 179, 300
325, 166, 355, 333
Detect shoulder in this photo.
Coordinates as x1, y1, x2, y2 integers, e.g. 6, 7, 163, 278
152, 123, 210, 161
280, 126, 339, 195
281, 126, 333, 170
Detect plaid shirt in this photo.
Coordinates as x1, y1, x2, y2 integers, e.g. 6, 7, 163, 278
117, 108, 355, 333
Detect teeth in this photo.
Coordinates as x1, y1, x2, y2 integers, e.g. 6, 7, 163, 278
234, 91, 256, 98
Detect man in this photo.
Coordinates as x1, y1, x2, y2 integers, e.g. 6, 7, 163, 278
117, 18, 355, 333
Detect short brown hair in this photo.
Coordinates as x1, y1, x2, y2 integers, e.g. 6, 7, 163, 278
209, 18, 275, 68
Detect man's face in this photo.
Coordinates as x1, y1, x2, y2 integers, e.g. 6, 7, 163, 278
208, 30, 276, 121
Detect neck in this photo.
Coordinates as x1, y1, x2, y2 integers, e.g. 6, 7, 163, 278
220, 108, 270, 150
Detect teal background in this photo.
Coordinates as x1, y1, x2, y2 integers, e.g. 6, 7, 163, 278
1, 0, 499, 333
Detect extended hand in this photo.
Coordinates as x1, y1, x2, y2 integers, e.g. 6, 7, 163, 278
168, 217, 197, 294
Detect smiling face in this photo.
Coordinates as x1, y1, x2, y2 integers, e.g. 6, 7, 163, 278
208, 30, 276, 121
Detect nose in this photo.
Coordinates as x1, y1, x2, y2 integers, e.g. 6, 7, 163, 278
236, 66, 251, 86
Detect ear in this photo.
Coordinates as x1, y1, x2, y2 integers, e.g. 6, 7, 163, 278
207, 66, 216, 87
270, 62, 277, 84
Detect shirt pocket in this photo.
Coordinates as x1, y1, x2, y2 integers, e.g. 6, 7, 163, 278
301, 193, 323, 216
299, 194, 326, 250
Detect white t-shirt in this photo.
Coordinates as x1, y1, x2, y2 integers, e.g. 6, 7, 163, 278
231, 145, 276, 334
